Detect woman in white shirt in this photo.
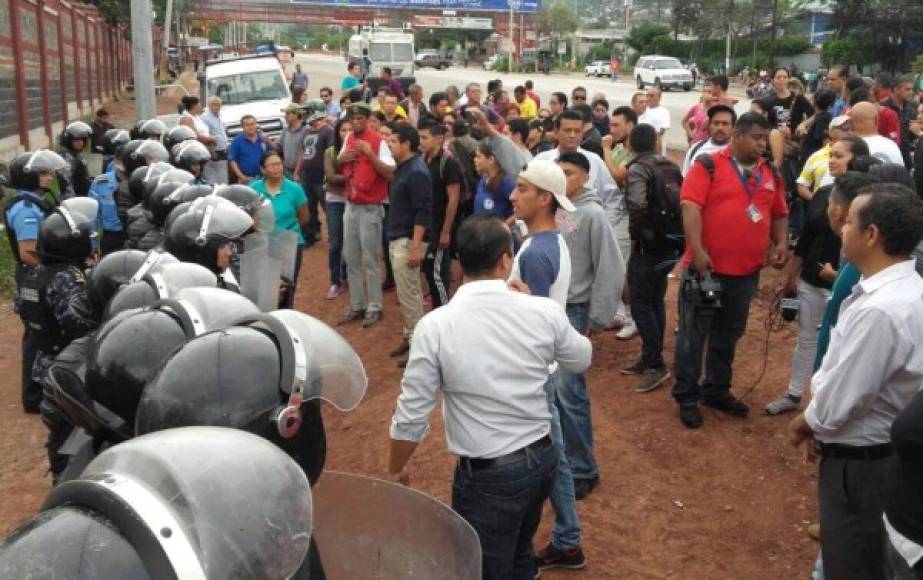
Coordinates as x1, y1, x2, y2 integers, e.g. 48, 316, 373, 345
178, 95, 217, 148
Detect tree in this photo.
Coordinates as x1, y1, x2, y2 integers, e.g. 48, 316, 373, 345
625, 22, 671, 55
535, 0, 580, 41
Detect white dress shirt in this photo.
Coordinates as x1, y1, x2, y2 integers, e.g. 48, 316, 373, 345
805, 260, 923, 446
535, 147, 622, 227
640, 105, 671, 156
390, 279, 592, 458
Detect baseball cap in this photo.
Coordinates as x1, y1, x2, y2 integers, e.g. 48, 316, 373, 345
517, 159, 575, 212
829, 115, 851, 130
349, 102, 372, 117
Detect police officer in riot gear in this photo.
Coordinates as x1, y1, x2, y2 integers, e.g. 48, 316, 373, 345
100, 128, 130, 173
85, 249, 149, 317
58, 121, 94, 197
88, 143, 131, 254
171, 140, 212, 184
126, 168, 194, 251
137, 309, 368, 579
162, 124, 197, 154
0, 427, 314, 580
5, 150, 68, 413
18, 198, 100, 481
101, 261, 217, 320
163, 196, 253, 289
130, 118, 168, 141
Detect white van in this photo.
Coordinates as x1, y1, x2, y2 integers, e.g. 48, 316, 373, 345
204, 55, 291, 139
348, 28, 415, 78
635, 55, 694, 91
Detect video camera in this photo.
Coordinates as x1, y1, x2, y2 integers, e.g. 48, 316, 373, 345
684, 270, 723, 316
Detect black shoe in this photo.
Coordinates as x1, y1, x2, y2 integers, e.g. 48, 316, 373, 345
389, 339, 411, 358
534, 542, 587, 570
573, 476, 599, 500
619, 360, 646, 376
23, 403, 41, 415
679, 405, 703, 429
336, 308, 366, 326
702, 392, 750, 417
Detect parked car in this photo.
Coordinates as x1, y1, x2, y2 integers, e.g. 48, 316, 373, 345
584, 61, 612, 77
635, 55, 694, 91
415, 53, 452, 70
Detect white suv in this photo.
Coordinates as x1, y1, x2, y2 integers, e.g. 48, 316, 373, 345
204, 55, 292, 139
635, 56, 693, 91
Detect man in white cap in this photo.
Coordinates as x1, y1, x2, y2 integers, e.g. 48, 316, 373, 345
509, 159, 591, 572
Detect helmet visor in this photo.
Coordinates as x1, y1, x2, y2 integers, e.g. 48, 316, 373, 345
270, 310, 368, 411
195, 197, 254, 242
134, 140, 170, 163
174, 287, 260, 332
65, 121, 93, 139
147, 262, 217, 299
24, 150, 68, 174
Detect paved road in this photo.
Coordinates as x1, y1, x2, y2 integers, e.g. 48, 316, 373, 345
295, 53, 751, 152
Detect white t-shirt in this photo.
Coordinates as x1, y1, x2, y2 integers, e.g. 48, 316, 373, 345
682, 139, 728, 175
640, 105, 671, 155
181, 111, 210, 138
862, 135, 904, 166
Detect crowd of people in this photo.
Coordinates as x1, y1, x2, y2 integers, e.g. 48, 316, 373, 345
3, 59, 923, 580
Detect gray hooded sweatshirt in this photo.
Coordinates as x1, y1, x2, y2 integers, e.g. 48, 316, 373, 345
559, 186, 625, 330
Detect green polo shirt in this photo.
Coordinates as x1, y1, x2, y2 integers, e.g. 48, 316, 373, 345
251, 177, 308, 245
610, 143, 634, 168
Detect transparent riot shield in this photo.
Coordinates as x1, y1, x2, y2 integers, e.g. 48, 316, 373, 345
202, 160, 228, 185
83, 153, 105, 177
269, 230, 299, 284
312, 472, 481, 580
239, 234, 281, 312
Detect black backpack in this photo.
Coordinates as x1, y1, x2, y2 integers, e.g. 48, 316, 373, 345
628, 155, 685, 255
447, 138, 479, 202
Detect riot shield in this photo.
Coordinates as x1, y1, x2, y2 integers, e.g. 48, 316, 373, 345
202, 160, 228, 185
269, 310, 368, 411
239, 234, 281, 312
269, 230, 299, 283
83, 152, 105, 177
312, 472, 481, 580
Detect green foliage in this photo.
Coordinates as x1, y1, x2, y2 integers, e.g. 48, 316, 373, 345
535, 0, 580, 39
821, 37, 874, 67
625, 23, 671, 55
585, 40, 621, 63
913, 54, 923, 75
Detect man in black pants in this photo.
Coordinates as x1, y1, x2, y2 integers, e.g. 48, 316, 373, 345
672, 113, 789, 428
790, 184, 923, 580
418, 122, 462, 308
621, 124, 682, 393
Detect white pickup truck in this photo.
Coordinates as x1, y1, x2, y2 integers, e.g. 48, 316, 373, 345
203, 55, 292, 139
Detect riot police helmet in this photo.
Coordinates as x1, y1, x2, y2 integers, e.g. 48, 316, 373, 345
162, 197, 253, 273
102, 128, 131, 158
102, 261, 217, 320
86, 249, 179, 317
59, 121, 93, 153
162, 125, 197, 153
35, 198, 100, 264
0, 427, 313, 580
136, 118, 168, 140
8, 150, 68, 192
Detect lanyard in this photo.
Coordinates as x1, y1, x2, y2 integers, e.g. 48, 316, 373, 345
730, 158, 763, 201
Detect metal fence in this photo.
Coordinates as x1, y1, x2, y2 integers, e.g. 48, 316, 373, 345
0, 0, 142, 160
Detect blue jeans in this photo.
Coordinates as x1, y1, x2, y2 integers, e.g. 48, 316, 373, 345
452, 440, 557, 580
326, 201, 345, 286
557, 303, 599, 481
545, 371, 581, 550
628, 251, 670, 369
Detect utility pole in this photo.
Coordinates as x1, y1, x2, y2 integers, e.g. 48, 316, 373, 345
158, 0, 174, 82
509, 0, 518, 66
725, 0, 733, 74
131, 0, 156, 119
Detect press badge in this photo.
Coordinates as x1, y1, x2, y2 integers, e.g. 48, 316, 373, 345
747, 204, 763, 223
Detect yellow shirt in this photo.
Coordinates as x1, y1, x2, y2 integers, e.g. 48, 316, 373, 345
372, 102, 407, 118
797, 144, 833, 193
517, 97, 537, 119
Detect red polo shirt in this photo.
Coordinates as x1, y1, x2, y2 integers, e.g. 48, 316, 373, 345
681, 148, 788, 276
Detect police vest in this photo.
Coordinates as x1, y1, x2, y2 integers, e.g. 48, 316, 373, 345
18, 263, 84, 354
3, 193, 53, 266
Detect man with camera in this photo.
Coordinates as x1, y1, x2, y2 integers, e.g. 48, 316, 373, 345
672, 112, 789, 429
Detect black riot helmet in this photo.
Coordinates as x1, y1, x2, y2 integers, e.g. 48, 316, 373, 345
171, 140, 211, 175
119, 140, 147, 174
160, 184, 212, 224
8, 150, 68, 192
102, 261, 218, 320
129, 140, 170, 167
162, 125, 197, 154
127, 161, 173, 207
163, 197, 253, 273
102, 128, 131, 158
0, 427, 313, 580
88, 286, 259, 426
35, 198, 99, 264
137, 309, 368, 480
59, 121, 93, 153
146, 181, 185, 226
85, 249, 179, 317
136, 118, 168, 140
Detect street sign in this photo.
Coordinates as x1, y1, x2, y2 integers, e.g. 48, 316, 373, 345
558, 41, 567, 55
291, 0, 539, 13
411, 15, 493, 29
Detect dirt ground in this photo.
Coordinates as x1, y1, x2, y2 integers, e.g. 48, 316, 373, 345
0, 83, 819, 577
0, 244, 820, 579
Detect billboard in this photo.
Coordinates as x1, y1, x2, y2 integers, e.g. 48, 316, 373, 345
291, 0, 539, 13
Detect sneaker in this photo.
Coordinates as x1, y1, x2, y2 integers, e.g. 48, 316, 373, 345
362, 310, 383, 328
702, 392, 749, 417
325, 285, 343, 300
336, 308, 365, 326
764, 394, 801, 415
634, 367, 671, 393
534, 542, 587, 571
573, 476, 599, 500
620, 360, 646, 375
679, 404, 704, 429
608, 312, 630, 330
615, 319, 638, 340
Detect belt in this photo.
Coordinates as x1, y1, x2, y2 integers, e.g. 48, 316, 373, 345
816, 441, 893, 461
213, 150, 228, 160
459, 435, 551, 472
